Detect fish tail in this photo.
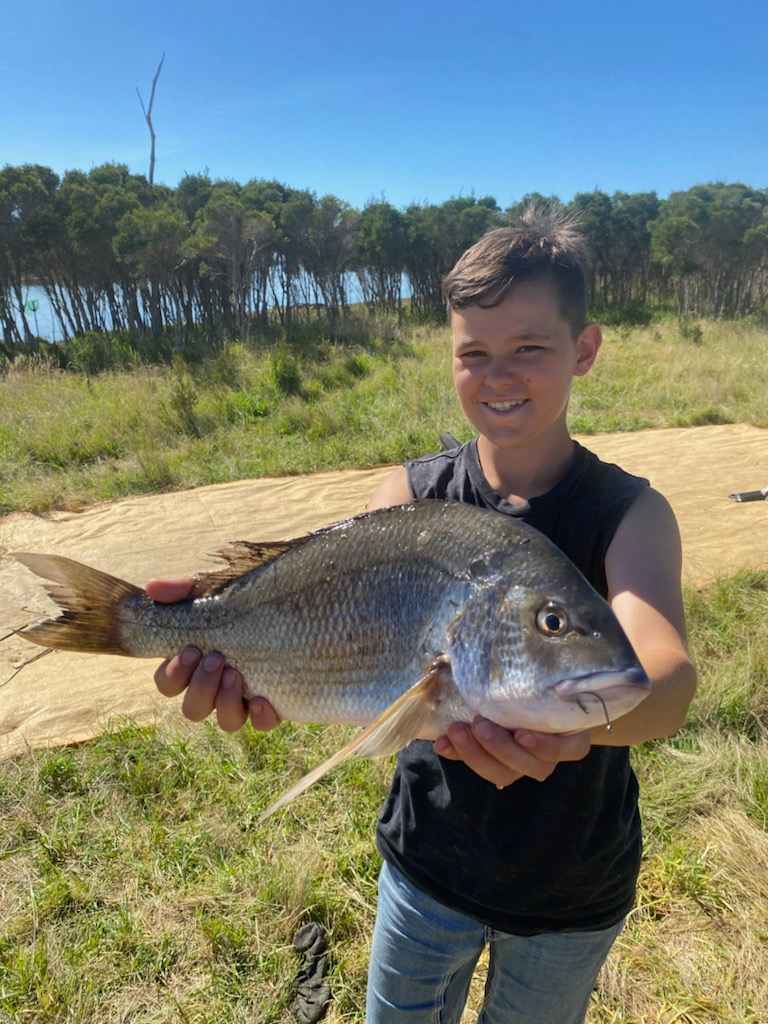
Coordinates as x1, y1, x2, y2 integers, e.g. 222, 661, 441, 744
14, 553, 143, 655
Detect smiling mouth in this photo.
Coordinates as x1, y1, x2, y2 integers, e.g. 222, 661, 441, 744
482, 399, 529, 413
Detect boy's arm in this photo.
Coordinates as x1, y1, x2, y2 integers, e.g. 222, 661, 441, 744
589, 486, 697, 746
366, 466, 414, 509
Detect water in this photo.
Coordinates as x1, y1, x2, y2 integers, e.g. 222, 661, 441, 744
8, 285, 59, 341
6, 275, 406, 343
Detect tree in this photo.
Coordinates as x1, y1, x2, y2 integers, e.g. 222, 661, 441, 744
114, 203, 188, 336
403, 197, 502, 318
0, 164, 59, 342
355, 202, 407, 313
303, 195, 358, 326
4, 163, 768, 353
651, 183, 768, 316
184, 184, 274, 340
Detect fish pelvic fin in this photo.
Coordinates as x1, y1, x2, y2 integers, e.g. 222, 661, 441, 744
258, 657, 454, 824
14, 553, 142, 655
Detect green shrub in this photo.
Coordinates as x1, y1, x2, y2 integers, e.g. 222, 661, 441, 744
269, 346, 304, 397
160, 358, 207, 438
203, 342, 249, 389
673, 405, 732, 427
66, 331, 138, 374
220, 390, 270, 423
594, 300, 654, 327
678, 317, 704, 345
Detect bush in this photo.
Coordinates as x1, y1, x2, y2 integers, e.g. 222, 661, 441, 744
269, 346, 304, 397
678, 317, 704, 345
220, 390, 270, 423
203, 342, 249, 389
592, 301, 654, 327
745, 306, 768, 331
160, 357, 207, 438
66, 331, 138, 374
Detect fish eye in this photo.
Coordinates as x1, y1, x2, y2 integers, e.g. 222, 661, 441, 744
536, 604, 569, 637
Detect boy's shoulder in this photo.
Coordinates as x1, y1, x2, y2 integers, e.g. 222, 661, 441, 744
405, 441, 487, 507
406, 439, 647, 489
406, 442, 467, 467
567, 443, 650, 508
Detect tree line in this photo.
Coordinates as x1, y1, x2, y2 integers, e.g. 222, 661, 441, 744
1, 162, 767, 349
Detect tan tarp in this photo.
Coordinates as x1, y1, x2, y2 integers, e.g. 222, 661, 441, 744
1, 423, 767, 761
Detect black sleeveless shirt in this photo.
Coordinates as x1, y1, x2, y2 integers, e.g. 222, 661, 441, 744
376, 439, 649, 935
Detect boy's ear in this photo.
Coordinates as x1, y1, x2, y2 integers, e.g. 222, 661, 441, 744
573, 324, 602, 376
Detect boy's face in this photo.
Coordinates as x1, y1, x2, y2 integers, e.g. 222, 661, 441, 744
451, 278, 600, 450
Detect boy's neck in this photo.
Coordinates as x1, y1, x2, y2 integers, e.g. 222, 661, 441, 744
476, 428, 576, 502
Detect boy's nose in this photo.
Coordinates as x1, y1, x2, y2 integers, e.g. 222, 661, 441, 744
486, 358, 522, 383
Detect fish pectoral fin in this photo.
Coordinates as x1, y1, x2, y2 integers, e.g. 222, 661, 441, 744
258, 657, 453, 824
351, 656, 454, 759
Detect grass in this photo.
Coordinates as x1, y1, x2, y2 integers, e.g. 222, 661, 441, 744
1, 318, 767, 516
1, 572, 768, 1023
2, 313, 768, 1020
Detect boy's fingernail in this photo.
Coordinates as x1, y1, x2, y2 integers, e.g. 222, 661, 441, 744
251, 700, 263, 716
473, 718, 494, 740
516, 732, 537, 748
203, 652, 224, 672
448, 722, 469, 742
222, 669, 237, 689
181, 647, 200, 667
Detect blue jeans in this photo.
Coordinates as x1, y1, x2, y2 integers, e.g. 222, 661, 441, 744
366, 861, 624, 1024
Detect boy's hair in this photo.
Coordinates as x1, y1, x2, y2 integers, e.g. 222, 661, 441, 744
442, 205, 589, 335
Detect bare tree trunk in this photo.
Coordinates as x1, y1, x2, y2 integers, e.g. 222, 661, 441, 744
11, 281, 33, 341
137, 54, 165, 185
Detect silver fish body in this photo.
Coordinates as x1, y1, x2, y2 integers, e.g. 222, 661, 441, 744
18, 501, 650, 739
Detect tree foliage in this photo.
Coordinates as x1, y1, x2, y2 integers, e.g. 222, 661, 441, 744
2, 163, 767, 354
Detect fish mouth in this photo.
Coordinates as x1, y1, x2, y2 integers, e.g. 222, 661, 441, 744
554, 666, 650, 702
553, 667, 650, 730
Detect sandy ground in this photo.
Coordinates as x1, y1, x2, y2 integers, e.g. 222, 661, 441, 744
1, 423, 767, 761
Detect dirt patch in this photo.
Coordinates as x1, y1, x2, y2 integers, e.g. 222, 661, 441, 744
1, 424, 766, 760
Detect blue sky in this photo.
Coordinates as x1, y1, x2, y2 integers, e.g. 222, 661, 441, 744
3, 0, 766, 209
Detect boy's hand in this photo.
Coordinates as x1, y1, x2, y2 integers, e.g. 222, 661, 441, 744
434, 718, 591, 789
147, 577, 281, 734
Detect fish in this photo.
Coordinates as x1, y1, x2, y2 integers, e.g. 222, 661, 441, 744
14, 500, 650, 818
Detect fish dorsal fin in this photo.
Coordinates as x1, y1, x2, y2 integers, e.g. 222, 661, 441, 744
191, 537, 310, 598
192, 506, 418, 599
258, 657, 454, 824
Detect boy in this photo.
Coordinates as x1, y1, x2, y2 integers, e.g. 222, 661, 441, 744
149, 207, 696, 1023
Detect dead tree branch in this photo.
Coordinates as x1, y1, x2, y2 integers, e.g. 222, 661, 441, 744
137, 53, 165, 185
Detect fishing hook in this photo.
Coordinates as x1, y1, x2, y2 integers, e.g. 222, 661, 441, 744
575, 691, 613, 732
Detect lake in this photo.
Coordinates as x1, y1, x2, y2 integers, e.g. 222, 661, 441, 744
9, 285, 61, 341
